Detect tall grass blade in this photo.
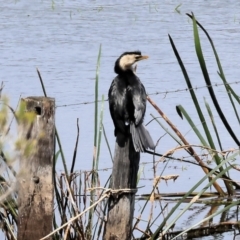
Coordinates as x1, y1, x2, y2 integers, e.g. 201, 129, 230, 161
176, 105, 208, 146
70, 118, 80, 175
55, 130, 69, 177
96, 95, 104, 170
168, 35, 218, 157
218, 72, 240, 110
102, 124, 113, 162
204, 98, 223, 151
204, 98, 229, 176
36, 68, 69, 176
54, 150, 60, 166
186, 13, 240, 104
87, 44, 102, 237
218, 72, 240, 126
169, 31, 232, 195
168, 33, 230, 194
94, 44, 102, 151
191, 14, 233, 193
191, 14, 240, 147
36, 68, 47, 97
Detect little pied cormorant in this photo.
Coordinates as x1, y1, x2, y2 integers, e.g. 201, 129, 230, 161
108, 51, 155, 152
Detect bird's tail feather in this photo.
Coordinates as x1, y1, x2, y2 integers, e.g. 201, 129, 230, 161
130, 123, 155, 152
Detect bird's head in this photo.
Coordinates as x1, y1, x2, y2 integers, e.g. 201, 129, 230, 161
114, 51, 148, 74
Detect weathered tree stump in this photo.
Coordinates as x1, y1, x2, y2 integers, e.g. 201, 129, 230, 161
17, 97, 55, 240
103, 137, 140, 240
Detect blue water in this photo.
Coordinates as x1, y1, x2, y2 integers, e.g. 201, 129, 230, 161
0, 1, 239, 239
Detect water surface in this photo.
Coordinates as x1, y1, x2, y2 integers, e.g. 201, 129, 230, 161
0, 0, 239, 238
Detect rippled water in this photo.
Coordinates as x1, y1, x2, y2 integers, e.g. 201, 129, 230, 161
0, 0, 239, 238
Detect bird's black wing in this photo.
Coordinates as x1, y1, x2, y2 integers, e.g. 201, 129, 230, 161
108, 76, 128, 136
131, 78, 147, 126
129, 77, 154, 151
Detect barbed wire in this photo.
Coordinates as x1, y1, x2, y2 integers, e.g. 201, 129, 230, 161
61, 149, 239, 175
56, 80, 240, 108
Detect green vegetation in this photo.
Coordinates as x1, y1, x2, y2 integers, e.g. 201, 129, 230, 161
149, 13, 240, 239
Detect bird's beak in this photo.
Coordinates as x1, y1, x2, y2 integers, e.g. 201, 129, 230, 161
136, 55, 149, 62
138, 55, 149, 61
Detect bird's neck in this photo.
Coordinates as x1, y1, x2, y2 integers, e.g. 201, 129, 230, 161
125, 71, 139, 86
115, 64, 139, 85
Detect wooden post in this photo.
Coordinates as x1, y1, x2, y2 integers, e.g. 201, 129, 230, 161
103, 137, 140, 240
17, 97, 55, 240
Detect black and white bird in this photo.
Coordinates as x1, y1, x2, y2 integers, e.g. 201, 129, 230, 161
108, 51, 154, 152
